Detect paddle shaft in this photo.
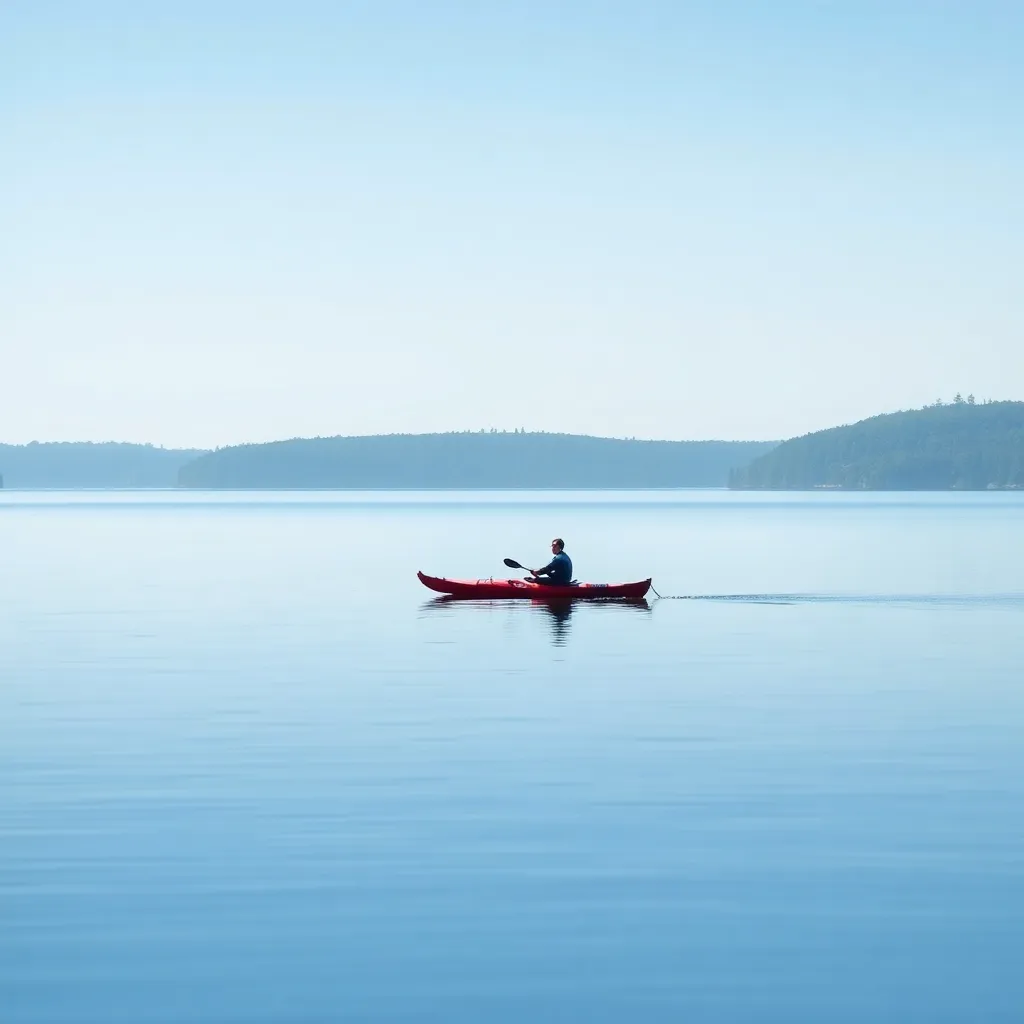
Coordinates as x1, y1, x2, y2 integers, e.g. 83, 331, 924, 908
503, 557, 536, 575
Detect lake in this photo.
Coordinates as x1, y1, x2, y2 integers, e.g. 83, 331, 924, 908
2, 490, 1023, 1022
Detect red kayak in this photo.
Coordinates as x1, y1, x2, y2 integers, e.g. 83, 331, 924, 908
417, 571, 651, 600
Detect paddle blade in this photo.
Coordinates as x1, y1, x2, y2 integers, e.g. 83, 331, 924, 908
503, 558, 525, 570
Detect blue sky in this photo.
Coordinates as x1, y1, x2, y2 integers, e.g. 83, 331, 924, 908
2, 2, 1022, 446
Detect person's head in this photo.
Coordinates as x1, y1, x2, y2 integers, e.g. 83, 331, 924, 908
551, 538, 565, 553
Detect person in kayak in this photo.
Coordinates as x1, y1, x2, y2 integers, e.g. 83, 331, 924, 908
531, 538, 573, 586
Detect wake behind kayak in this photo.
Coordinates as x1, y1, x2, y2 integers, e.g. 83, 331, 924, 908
417, 571, 651, 601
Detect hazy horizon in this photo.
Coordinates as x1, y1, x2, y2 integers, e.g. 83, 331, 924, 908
4, 3, 1022, 448
5, 400, 1018, 451
1, 427, 779, 450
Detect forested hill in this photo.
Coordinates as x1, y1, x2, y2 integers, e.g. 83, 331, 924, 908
177, 433, 777, 488
730, 402, 1024, 490
0, 443, 205, 488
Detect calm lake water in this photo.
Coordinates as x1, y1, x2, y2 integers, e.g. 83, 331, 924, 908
2, 490, 1024, 1022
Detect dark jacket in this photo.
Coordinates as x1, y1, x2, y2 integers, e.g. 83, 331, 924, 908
536, 551, 572, 585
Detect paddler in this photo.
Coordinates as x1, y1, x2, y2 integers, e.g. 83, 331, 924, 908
531, 538, 573, 586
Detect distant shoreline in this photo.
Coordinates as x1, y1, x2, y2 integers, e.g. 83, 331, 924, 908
4, 483, 1019, 491
4, 407, 1023, 490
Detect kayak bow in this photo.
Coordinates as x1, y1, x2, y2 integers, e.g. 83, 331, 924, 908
417, 571, 651, 600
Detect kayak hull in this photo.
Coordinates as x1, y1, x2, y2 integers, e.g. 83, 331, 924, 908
417, 571, 651, 601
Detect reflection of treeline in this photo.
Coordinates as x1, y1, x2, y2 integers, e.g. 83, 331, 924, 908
730, 401, 1024, 490
0, 442, 204, 488
178, 433, 777, 488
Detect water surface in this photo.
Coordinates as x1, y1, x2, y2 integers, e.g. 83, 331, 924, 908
2, 491, 1023, 1022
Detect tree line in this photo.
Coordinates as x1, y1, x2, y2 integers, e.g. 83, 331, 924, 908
730, 402, 1024, 490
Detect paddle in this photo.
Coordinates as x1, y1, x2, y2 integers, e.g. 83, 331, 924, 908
503, 557, 535, 574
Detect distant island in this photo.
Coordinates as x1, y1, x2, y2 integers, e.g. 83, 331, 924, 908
0, 442, 204, 488
177, 432, 777, 489
4, 405, 1023, 490
730, 400, 1024, 490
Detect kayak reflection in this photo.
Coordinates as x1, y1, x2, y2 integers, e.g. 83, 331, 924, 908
526, 597, 655, 647
420, 595, 651, 647
537, 599, 574, 646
